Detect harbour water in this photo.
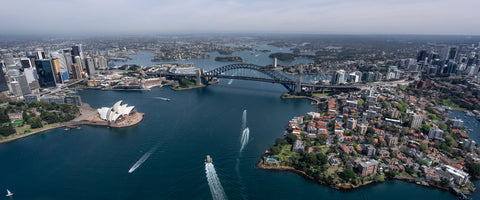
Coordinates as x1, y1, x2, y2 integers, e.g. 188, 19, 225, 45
0, 45, 477, 199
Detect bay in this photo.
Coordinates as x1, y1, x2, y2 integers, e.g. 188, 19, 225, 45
0, 45, 470, 199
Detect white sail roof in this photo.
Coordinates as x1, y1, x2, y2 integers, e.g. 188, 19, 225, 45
97, 100, 135, 122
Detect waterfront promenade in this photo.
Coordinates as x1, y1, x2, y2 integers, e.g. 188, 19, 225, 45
0, 103, 144, 144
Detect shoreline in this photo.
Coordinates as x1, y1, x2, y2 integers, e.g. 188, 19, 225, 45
0, 123, 64, 144
258, 161, 468, 196
0, 103, 144, 144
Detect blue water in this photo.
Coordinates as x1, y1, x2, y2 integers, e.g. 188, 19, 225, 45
0, 47, 475, 199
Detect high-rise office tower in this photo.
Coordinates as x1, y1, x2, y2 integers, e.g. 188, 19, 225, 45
63, 51, 73, 73
24, 67, 37, 84
85, 57, 95, 78
331, 70, 346, 85
417, 50, 428, 62
448, 47, 458, 61
51, 58, 61, 83
10, 81, 23, 97
72, 44, 86, 69
11, 75, 31, 95
72, 56, 84, 80
20, 58, 33, 69
0, 65, 9, 92
95, 56, 107, 69
34, 59, 57, 88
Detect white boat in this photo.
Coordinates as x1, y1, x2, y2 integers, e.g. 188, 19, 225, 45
6, 189, 13, 197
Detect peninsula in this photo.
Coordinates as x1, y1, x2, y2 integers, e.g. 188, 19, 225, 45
261, 81, 480, 197
214, 56, 244, 62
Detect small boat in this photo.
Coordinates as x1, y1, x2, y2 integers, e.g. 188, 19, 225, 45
6, 189, 13, 197
206, 155, 212, 163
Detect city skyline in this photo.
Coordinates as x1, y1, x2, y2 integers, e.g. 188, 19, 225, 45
1, 0, 479, 36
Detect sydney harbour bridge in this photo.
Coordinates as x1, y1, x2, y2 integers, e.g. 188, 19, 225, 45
146, 63, 363, 94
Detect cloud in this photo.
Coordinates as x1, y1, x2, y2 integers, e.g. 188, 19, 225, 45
0, 0, 479, 35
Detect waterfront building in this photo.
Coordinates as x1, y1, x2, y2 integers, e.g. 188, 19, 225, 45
462, 139, 476, 149
34, 59, 57, 88
40, 95, 65, 104
97, 100, 135, 122
331, 70, 346, 85
443, 165, 469, 185
292, 140, 306, 153
358, 159, 378, 176
64, 95, 82, 106
451, 118, 464, 128
410, 114, 423, 129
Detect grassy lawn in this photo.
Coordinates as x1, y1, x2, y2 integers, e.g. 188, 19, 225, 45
321, 146, 330, 154
441, 99, 466, 111
276, 145, 301, 162
15, 124, 32, 133
12, 120, 24, 126
312, 93, 328, 98
327, 165, 340, 175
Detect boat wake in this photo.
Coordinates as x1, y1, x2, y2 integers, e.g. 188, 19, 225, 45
228, 79, 233, 85
154, 97, 171, 101
128, 145, 159, 173
240, 128, 249, 152
205, 162, 227, 200
240, 110, 249, 152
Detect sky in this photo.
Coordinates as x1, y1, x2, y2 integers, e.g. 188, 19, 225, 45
0, 0, 479, 35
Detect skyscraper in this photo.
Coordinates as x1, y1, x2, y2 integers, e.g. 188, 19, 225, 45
11, 75, 31, 95
0, 65, 9, 92
72, 56, 84, 80
85, 57, 95, 78
34, 59, 57, 88
72, 44, 86, 69
448, 47, 457, 61
51, 58, 61, 83
331, 70, 346, 85
20, 58, 33, 69
95, 56, 107, 69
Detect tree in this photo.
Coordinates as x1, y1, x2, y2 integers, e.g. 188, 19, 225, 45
466, 162, 480, 179
0, 124, 15, 136
269, 145, 281, 155
28, 116, 43, 129
339, 169, 356, 181
439, 123, 448, 131
385, 170, 397, 179
420, 142, 428, 151
421, 124, 431, 134
286, 134, 297, 144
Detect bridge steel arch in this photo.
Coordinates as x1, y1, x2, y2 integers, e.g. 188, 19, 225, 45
205, 64, 296, 91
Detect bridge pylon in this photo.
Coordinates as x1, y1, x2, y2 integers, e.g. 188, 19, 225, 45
294, 76, 302, 94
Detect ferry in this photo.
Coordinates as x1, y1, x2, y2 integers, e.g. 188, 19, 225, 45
206, 155, 212, 163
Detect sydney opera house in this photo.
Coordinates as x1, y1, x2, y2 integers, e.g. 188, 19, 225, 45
97, 100, 135, 122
